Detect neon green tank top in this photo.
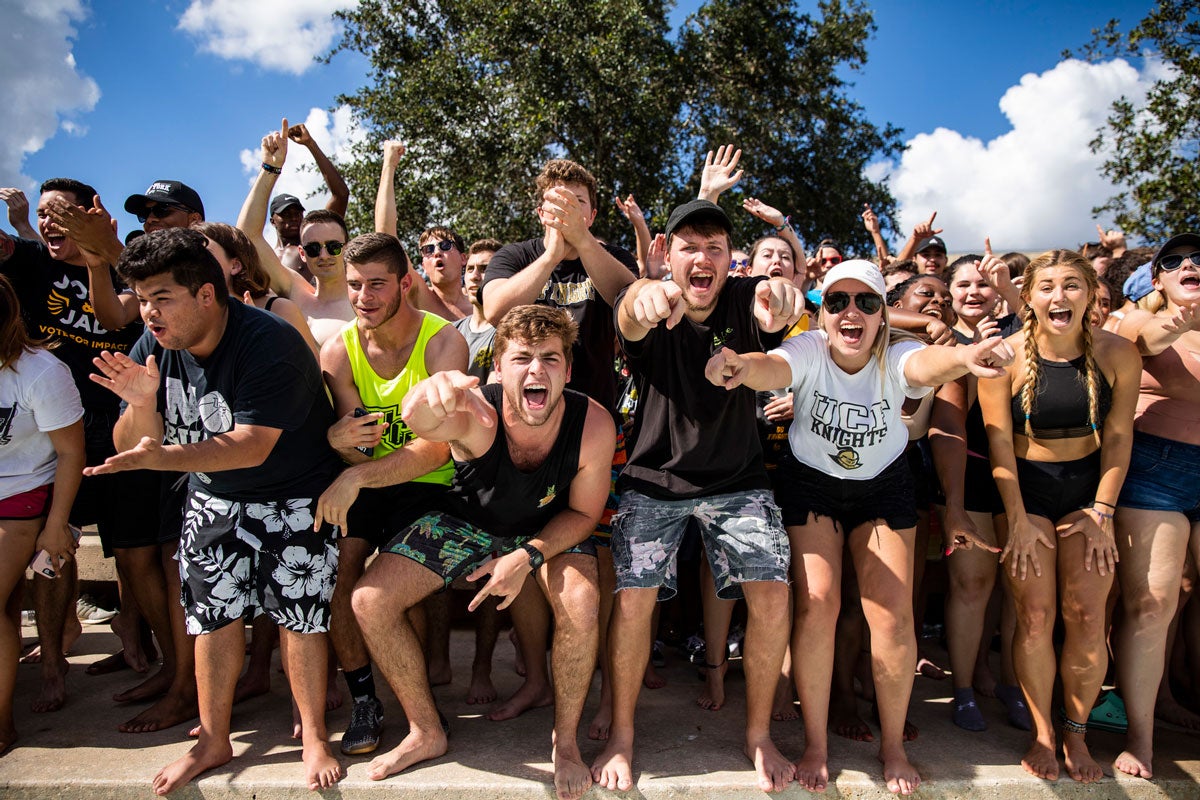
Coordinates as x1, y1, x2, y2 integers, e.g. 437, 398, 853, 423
341, 312, 454, 486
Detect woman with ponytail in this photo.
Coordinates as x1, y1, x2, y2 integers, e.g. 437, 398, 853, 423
978, 249, 1141, 783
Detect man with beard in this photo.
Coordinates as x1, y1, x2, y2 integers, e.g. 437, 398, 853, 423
592, 200, 803, 794
351, 305, 615, 800
313, 232, 467, 757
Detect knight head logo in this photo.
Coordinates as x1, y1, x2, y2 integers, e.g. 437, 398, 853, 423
829, 446, 862, 470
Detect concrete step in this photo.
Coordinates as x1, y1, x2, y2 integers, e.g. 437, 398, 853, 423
1, 627, 1196, 799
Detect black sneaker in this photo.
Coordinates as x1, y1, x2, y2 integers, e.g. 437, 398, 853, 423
341, 698, 384, 755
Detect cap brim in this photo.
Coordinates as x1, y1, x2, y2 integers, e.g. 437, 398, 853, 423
123, 194, 152, 214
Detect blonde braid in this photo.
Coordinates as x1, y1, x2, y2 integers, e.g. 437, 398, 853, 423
1079, 299, 1102, 445
1019, 305, 1040, 437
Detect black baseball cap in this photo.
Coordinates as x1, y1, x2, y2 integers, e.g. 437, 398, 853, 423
916, 235, 947, 254
664, 199, 731, 242
270, 194, 304, 216
1152, 232, 1200, 272
124, 180, 204, 219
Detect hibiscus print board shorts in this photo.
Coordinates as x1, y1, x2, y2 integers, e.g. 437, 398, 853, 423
611, 489, 789, 601
179, 488, 338, 635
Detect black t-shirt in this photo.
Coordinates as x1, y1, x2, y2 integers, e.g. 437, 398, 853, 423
481, 238, 638, 412
128, 300, 340, 501
443, 383, 587, 539
617, 276, 785, 499
951, 312, 1021, 345
1, 238, 143, 412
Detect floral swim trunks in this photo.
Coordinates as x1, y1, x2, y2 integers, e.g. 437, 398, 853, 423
178, 488, 338, 635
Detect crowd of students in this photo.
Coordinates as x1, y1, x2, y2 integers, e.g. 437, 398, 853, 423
0, 133, 1197, 798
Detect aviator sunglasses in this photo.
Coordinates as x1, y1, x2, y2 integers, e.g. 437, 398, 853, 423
420, 239, 457, 256
136, 204, 188, 224
823, 291, 882, 315
1157, 251, 1200, 272
302, 240, 345, 258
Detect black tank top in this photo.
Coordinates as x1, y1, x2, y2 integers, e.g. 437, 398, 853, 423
1009, 354, 1113, 439
445, 383, 588, 539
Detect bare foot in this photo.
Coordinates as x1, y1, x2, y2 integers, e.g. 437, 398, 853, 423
85, 651, 130, 676
114, 665, 174, 703
18, 617, 80, 664
830, 695, 873, 742
1021, 740, 1059, 780
119, 690, 199, 733
365, 726, 448, 781
1155, 695, 1200, 730
642, 661, 666, 690
591, 734, 634, 791
553, 737, 593, 800
487, 679, 552, 721
696, 661, 726, 710
466, 666, 497, 706
1062, 732, 1104, 783
233, 668, 270, 704
772, 679, 798, 721
109, 614, 152, 673
587, 702, 611, 742
151, 739, 234, 795
31, 658, 68, 712
508, 629, 526, 677
745, 735, 794, 792
879, 745, 921, 795
794, 744, 829, 792
1114, 746, 1153, 779
303, 740, 343, 790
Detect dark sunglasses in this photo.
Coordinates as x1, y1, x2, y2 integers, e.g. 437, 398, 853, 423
1157, 251, 1200, 272
731, 258, 750, 270
302, 240, 345, 258
136, 204, 187, 224
824, 291, 882, 315
420, 239, 457, 257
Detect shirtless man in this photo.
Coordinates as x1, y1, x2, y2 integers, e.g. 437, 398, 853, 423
352, 305, 615, 800
270, 121, 350, 282
409, 227, 472, 321
238, 118, 354, 345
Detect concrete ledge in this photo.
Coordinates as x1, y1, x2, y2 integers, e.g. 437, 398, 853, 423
1, 627, 1197, 799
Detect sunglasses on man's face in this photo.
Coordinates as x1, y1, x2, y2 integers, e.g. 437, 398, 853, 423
302, 240, 345, 258
136, 204, 187, 224
1157, 251, 1200, 272
421, 239, 457, 257
824, 291, 882, 315
821, 255, 843, 266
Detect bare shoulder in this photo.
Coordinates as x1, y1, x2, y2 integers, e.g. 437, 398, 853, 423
1093, 327, 1142, 371
426, 321, 469, 372
319, 327, 350, 372
581, 398, 618, 457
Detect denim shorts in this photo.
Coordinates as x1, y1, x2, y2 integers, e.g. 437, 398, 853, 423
1119, 431, 1200, 522
384, 511, 595, 589
611, 489, 789, 601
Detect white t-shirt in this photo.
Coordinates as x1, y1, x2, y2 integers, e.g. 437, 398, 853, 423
0, 348, 83, 500
773, 331, 929, 479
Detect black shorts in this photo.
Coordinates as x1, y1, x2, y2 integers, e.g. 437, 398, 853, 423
1015, 451, 1101, 521
905, 439, 933, 510
345, 482, 448, 550
71, 410, 180, 554
777, 455, 919, 533
963, 453, 1004, 515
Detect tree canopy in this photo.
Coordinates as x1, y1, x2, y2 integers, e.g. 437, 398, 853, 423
1075, 1, 1200, 241
332, 0, 902, 255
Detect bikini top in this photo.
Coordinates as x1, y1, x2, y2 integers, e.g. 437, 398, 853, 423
1009, 354, 1112, 439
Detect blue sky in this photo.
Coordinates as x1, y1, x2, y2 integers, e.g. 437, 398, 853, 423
3, 1, 1158, 251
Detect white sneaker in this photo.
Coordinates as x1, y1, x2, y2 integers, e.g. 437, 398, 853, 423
76, 596, 118, 625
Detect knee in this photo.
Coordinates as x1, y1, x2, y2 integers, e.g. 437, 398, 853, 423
950, 570, 994, 606
747, 582, 790, 620
1060, 598, 1105, 637
795, 589, 839, 625
1123, 589, 1176, 631
1017, 603, 1055, 640
350, 582, 393, 628
553, 576, 600, 632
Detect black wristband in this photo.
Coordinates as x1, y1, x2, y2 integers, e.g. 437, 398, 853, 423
261, 163, 282, 175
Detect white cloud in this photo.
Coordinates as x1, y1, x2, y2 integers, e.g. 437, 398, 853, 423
876, 58, 1159, 252
178, 0, 357, 75
239, 106, 364, 244
0, 0, 100, 190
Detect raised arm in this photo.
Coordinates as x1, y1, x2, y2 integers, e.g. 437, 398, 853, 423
896, 211, 943, 263
0, 188, 39, 241
742, 197, 807, 267
862, 204, 890, 266
45, 195, 137, 331
374, 140, 405, 237
288, 123, 349, 217
980, 239, 1023, 316
614, 194, 651, 277
1119, 303, 1200, 356
237, 118, 306, 299
697, 145, 743, 203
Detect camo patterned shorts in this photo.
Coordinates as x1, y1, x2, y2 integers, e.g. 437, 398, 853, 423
610, 489, 789, 600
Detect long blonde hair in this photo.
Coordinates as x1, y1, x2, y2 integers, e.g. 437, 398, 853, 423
1017, 249, 1102, 443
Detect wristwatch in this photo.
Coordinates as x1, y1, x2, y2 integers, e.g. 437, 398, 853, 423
520, 543, 545, 571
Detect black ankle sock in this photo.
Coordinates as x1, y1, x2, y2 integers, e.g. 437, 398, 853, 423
343, 665, 376, 705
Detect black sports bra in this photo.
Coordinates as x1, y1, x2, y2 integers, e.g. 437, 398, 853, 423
1010, 355, 1112, 439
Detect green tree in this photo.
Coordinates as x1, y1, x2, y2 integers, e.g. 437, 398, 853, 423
332, 0, 901, 256
1076, 1, 1200, 241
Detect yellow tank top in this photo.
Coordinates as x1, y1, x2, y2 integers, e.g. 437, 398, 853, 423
341, 312, 454, 485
